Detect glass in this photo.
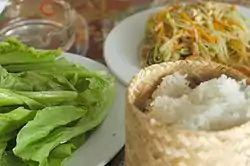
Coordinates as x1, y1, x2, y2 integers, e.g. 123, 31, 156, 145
0, 0, 82, 51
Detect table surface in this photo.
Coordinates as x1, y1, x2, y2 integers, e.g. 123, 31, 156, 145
66, 0, 250, 165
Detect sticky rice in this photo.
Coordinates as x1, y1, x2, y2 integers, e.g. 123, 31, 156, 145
148, 73, 250, 131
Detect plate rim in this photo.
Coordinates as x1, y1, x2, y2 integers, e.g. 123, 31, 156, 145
104, 7, 157, 86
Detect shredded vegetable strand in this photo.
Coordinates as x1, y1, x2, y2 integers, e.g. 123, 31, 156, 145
142, 2, 250, 67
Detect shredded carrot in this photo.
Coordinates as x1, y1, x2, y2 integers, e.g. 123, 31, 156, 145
213, 22, 222, 30
195, 25, 217, 43
224, 19, 243, 30
180, 13, 216, 43
187, 30, 195, 37
213, 20, 225, 31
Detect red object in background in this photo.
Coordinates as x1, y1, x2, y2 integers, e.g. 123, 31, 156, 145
40, 0, 55, 17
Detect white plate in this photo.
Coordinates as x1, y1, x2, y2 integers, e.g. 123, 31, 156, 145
104, 4, 250, 86
60, 52, 125, 166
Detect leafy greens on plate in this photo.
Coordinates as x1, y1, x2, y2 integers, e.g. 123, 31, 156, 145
0, 38, 116, 166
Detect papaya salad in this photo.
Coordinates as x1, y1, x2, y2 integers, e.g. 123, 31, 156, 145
140, 2, 250, 72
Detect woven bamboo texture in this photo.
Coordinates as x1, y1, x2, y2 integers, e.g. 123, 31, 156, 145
125, 60, 250, 166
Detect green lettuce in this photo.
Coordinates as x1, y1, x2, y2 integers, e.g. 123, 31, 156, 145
14, 110, 109, 166
0, 67, 32, 91
3, 58, 71, 73
0, 142, 6, 159
0, 106, 20, 113
13, 72, 115, 165
0, 89, 43, 109
46, 143, 76, 166
0, 107, 36, 136
0, 38, 61, 65
13, 106, 87, 158
0, 132, 25, 166
16, 91, 78, 106
18, 71, 76, 91
0, 38, 116, 166
0, 151, 27, 166
46, 135, 87, 166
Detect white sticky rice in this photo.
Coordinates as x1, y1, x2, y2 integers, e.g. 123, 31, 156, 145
148, 73, 250, 131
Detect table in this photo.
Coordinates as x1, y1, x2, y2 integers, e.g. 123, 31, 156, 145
66, 0, 250, 165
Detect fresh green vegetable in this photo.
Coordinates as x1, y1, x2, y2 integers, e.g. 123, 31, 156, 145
0, 67, 32, 91
0, 38, 115, 166
14, 115, 105, 166
4, 58, 72, 73
0, 106, 20, 113
0, 89, 43, 109
16, 91, 78, 106
14, 106, 87, 155
0, 38, 61, 65
18, 71, 76, 91
0, 142, 6, 159
0, 151, 27, 166
0, 107, 36, 136
46, 135, 87, 166
46, 143, 76, 166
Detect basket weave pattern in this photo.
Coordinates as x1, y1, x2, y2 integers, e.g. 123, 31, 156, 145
125, 61, 250, 166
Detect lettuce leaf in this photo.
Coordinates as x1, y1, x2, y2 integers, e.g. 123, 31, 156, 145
0, 132, 25, 166
13, 112, 107, 165
0, 151, 27, 166
13, 106, 87, 159
3, 58, 71, 73
13, 72, 115, 165
0, 142, 7, 159
0, 38, 116, 165
0, 67, 32, 91
45, 143, 76, 166
0, 89, 43, 109
0, 106, 21, 113
0, 38, 61, 65
18, 71, 76, 91
16, 91, 78, 106
46, 134, 87, 166
0, 107, 36, 136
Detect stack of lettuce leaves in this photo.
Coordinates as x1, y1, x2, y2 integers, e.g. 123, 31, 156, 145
0, 38, 116, 166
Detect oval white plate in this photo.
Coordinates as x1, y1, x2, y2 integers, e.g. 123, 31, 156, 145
104, 4, 250, 86
60, 52, 125, 166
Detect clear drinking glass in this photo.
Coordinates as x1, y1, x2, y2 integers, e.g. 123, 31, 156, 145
0, 0, 78, 51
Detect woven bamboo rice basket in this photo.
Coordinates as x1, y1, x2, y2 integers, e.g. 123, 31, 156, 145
125, 60, 250, 166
